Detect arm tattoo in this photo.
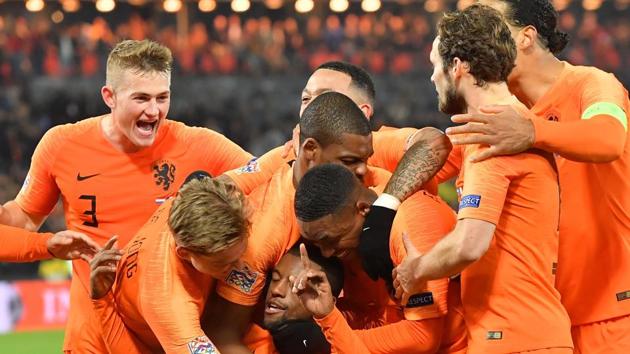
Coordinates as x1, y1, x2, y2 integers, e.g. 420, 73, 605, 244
384, 135, 451, 202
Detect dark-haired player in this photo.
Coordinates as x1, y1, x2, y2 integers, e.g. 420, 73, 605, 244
445, 1, 630, 352
392, 4, 572, 353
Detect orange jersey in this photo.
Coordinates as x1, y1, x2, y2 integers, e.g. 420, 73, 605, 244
15, 115, 251, 351
217, 163, 391, 307
455, 127, 573, 352
80, 199, 216, 353
0, 224, 52, 262
530, 63, 630, 325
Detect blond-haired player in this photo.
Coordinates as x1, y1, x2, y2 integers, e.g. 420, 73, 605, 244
0, 39, 256, 352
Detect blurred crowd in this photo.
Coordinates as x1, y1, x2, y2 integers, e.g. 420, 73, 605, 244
0, 2, 629, 277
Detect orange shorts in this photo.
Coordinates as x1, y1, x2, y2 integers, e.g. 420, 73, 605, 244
572, 314, 630, 354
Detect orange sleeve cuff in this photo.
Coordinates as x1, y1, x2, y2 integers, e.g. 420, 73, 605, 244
532, 115, 626, 162
0, 225, 53, 262
315, 307, 371, 354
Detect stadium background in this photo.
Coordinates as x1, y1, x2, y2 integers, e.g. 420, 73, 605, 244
0, 0, 628, 352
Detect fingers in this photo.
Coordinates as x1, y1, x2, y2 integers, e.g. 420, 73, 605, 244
450, 113, 490, 125
299, 243, 311, 270
66, 231, 101, 251
448, 134, 495, 146
401, 291, 411, 307
469, 146, 500, 163
102, 235, 119, 251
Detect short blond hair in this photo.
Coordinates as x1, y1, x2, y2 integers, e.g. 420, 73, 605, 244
106, 39, 173, 89
168, 178, 250, 254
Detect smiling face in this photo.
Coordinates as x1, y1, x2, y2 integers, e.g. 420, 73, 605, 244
106, 69, 171, 150
429, 37, 467, 115
263, 252, 323, 328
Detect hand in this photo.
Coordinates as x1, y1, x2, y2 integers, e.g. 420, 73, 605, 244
281, 124, 300, 159
393, 233, 425, 306
47, 230, 100, 261
291, 244, 335, 319
446, 104, 535, 162
88, 236, 123, 300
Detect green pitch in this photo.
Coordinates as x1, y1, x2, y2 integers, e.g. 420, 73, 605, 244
0, 330, 64, 354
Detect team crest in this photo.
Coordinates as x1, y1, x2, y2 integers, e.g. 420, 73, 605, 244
225, 264, 259, 293
234, 157, 260, 175
152, 160, 176, 191
545, 109, 561, 122
187, 336, 219, 354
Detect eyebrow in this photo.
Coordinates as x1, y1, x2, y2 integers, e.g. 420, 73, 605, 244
131, 91, 170, 97
302, 88, 333, 96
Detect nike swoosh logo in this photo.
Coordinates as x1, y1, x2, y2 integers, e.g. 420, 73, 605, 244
362, 226, 371, 232
77, 173, 100, 181
303, 340, 308, 347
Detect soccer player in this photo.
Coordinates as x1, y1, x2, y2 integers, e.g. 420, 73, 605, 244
0, 39, 256, 352
207, 91, 449, 353
392, 5, 572, 353
444, 1, 630, 352
293, 163, 461, 353
257, 243, 344, 354
78, 176, 250, 353
0, 225, 99, 262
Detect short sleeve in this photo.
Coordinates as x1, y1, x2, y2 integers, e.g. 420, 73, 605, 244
187, 127, 253, 177
457, 147, 513, 225
224, 146, 290, 195
15, 126, 63, 216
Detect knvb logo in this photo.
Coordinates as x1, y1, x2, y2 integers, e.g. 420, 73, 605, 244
152, 161, 176, 191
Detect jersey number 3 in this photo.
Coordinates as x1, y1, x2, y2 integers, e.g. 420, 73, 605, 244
79, 195, 98, 227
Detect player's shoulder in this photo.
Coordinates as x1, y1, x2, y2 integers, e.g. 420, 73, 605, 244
165, 119, 225, 141
566, 63, 623, 87
42, 115, 102, 143
365, 165, 391, 191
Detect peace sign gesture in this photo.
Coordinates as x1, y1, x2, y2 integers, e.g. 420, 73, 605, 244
290, 244, 335, 319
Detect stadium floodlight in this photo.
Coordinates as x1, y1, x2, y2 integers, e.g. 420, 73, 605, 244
552, 0, 571, 11
61, 0, 80, 12
361, 0, 380, 12
265, 0, 283, 10
231, 0, 250, 12
95, 0, 116, 12
199, 0, 217, 12
330, 0, 349, 12
25, 0, 45, 12
295, 0, 314, 13
52, 10, 64, 23
163, 0, 182, 12
582, 0, 602, 10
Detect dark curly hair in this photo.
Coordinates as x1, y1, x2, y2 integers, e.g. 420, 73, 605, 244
437, 4, 516, 87
498, 0, 569, 54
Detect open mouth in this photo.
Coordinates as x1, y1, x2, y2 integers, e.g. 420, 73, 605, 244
265, 300, 287, 315
135, 120, 158, 137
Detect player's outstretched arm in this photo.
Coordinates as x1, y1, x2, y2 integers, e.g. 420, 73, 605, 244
0, 201, 47, 231
383, 128, 452, 202
447, 103, 627, 163
0, 225, 99, 262
393, 220, 494, 305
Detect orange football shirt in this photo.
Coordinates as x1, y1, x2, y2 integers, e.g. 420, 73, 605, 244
455, 122, 573, 353
530, 63, 630, 325
78, 199, 217, 353
14, 115, 252, 351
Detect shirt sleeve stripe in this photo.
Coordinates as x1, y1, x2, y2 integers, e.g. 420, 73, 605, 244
581, 102, 628, 132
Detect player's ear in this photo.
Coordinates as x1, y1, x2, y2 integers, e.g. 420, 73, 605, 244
301, 137, 321, 163
175, 245, 191, 261
452, 58, 468, 79
356, 199, 372, 217
358, 103, 373, 120
518, 25, 538, 51
101, 86, 116, 109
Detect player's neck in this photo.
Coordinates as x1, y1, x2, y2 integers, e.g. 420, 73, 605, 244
101, 114, 144, 153
512, 52, 564, 107
464, 82, 516, 113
